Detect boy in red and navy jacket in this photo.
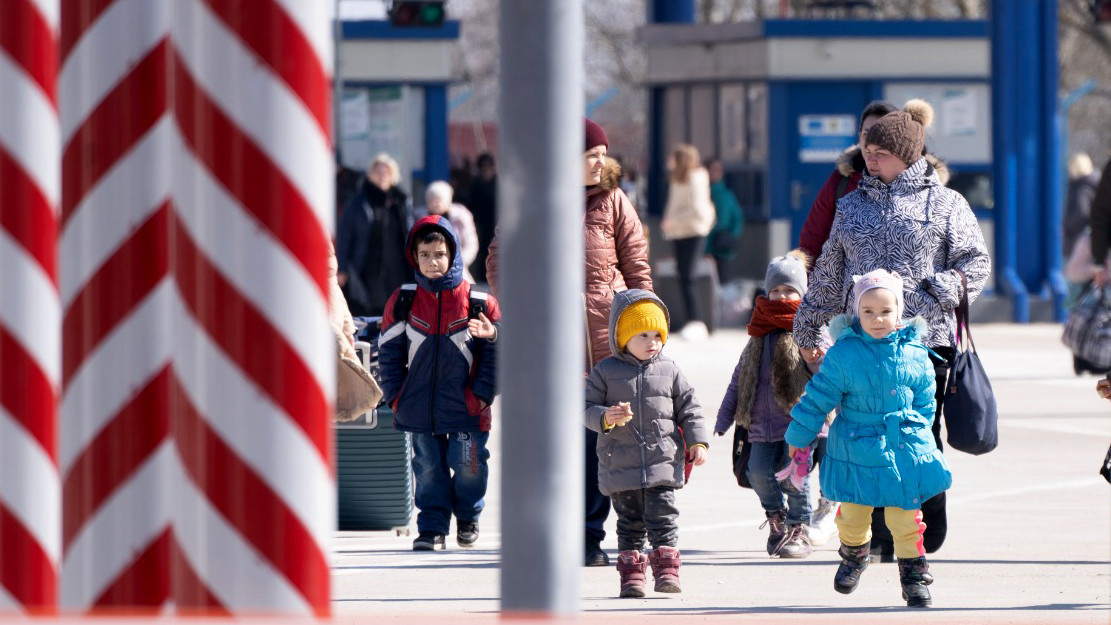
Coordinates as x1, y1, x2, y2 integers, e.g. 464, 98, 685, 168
379, 215, 500, 552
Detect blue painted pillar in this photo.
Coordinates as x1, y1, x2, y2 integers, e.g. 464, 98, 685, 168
992, 0, 1062, 322
646, 1, 695, 217
990, 0, 1029, 322
651, 0, 695, 23
425, 84, 449, 183
1040, 0, 1067, 321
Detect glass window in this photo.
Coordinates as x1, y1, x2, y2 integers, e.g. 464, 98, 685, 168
719, 84, 747, 164
747, 83, 768, 165
664, 87, 687, 155
690, 84, 717, 160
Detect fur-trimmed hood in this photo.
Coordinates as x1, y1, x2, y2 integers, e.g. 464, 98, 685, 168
835, 145, 951, 186
828, 314, 929, 344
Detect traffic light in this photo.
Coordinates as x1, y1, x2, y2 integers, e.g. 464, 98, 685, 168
1093, 0, 1111, 23
389, 1, 446, 28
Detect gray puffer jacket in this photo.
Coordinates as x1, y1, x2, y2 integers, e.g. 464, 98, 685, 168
584, 290, 709, 496
794, 157, 991, 349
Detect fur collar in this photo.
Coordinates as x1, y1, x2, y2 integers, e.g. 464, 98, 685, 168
835, 145, 951, 186
829, 314, 929, 343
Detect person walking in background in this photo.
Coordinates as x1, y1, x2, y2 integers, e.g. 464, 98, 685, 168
1064, 152, 1100, 263
1087, 154, 1111, 287
336, 152, 414, 316
420, 181, 479, 284
704, 157, 744, 285
787, 269, 952, 608
713, 250, 821, 559
661, 143, 716, 341
794, 100, 991, 562
798, 100, 951, 264
486, 117, 653, 567
469, 153, 498, 283
378, 216, 500, 552
585, 289, 708, 597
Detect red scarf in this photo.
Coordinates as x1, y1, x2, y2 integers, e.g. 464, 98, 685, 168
747, 296, 800, 337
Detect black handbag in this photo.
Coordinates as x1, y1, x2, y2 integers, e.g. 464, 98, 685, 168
731, 424, 753, 489
942, 272, 999, 455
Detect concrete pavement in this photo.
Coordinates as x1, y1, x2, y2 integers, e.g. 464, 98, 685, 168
331, 323, 1111, 624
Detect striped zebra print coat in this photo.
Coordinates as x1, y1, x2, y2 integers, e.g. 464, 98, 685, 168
794, 157, 991, 350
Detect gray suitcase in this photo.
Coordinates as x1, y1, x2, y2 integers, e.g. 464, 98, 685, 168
335, 333, 413, 534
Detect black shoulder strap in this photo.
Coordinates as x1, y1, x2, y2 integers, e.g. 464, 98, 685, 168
468, 290, 488, 320
393, 283, 417, 322
834, 175, 851, 202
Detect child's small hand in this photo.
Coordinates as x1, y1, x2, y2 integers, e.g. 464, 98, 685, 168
1097, 378, 1111, 400
800, 346, 825, 364
468, 312, 497, 340
787, 444, 802, 457
687, 445, 707, 466
604, 402, 634, 427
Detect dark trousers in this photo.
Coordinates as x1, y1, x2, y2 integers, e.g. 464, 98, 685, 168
672, 236, 706, 324
712, 254, 730, 285
610, 486, 680, 551
584, 428, 611, 544
871, 345, 953, 554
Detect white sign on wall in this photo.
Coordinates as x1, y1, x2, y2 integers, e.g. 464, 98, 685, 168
797, 114, 857, 163
883, 83, 992, 164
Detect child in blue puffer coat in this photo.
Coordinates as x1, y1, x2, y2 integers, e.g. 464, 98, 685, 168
785, 269, 951, 608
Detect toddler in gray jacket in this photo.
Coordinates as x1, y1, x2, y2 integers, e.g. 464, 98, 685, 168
584, 289, 709, 598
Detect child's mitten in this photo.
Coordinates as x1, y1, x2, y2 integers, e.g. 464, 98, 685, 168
775, 446, 812, 495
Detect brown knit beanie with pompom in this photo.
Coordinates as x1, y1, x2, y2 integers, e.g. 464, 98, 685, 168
864, 99, 935, 166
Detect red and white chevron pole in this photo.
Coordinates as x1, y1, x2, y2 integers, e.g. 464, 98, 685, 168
169, 0, 335, 615
0, 0, 60, 613
59, 0, 174, 610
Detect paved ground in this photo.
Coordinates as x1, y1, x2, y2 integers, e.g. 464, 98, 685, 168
331, 323, 1111, 624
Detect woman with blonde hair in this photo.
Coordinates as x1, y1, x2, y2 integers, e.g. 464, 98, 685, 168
661, 143, 716, 340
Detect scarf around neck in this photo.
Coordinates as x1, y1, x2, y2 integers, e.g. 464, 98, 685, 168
747, 296, 800, 337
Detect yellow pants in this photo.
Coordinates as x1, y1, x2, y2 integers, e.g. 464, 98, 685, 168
836, 502, 925, 559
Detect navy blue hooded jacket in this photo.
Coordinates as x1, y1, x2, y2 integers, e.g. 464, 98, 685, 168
379, 215, 500, 434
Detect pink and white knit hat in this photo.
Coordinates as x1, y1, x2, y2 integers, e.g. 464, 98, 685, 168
852, 269, 904, 316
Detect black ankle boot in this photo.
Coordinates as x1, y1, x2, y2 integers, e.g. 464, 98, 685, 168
898, 557, 933, 607
834, 542, 870, 594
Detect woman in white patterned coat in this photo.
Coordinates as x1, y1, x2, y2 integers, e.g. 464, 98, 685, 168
793, 99, 991, 558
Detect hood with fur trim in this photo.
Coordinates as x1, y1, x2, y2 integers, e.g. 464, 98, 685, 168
828, 313, 928, 344
835, 145, 951, 186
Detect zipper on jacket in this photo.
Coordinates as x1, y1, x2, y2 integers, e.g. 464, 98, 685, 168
637, 362, 648, 487
430, 291, 442, 433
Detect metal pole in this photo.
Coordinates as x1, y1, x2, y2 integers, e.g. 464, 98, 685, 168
498, 0, 584, 616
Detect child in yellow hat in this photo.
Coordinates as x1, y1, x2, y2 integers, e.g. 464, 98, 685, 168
584, 289, 708, 598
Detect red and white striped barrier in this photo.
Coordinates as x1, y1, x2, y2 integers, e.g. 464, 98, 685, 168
59, 0, 174, 611
0, 0, 61, 613
59, 0, 334, 615
168, 0, 335, 614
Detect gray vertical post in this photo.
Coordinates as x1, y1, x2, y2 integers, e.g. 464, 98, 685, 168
333, 0, 344, 165
498, 0, 584, 615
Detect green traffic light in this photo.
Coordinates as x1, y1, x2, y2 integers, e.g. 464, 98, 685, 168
419, 4, 444, 25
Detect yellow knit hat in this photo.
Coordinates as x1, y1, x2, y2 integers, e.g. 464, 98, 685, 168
616, 299, 669, 350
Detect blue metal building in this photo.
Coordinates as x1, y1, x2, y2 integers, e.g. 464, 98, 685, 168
336, 20, 458, 201
642, 2, 1062, 322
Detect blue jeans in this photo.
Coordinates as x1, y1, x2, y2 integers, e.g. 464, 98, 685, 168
412, 431, 490, 534
746, 440, 811, 525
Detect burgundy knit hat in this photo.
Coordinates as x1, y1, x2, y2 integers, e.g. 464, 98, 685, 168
584, 117, 609, 151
